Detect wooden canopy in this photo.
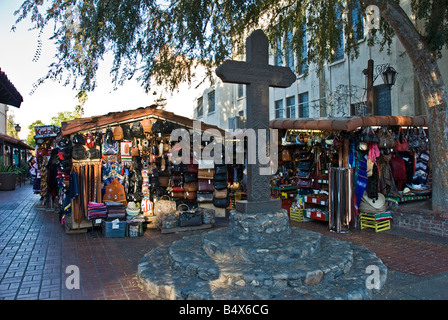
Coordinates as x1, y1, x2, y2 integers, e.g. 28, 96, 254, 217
269, 115, 428, 132
0, 132, 34, 150
0, 68, 23, 108
61, 105, 226, 136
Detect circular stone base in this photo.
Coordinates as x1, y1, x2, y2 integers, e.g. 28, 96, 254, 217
137, 224, 387, 300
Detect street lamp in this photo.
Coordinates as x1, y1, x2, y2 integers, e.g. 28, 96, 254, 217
381, 66, 398, 89
14, 123, 21, 133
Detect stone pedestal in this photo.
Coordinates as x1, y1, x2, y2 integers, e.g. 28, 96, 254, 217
137, 209, 388, 300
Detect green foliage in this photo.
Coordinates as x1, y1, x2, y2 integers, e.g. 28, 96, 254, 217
26, 120, 45, 147
12, 0, 447, 93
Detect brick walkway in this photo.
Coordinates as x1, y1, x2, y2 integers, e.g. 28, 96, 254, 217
1, 184, 448, 300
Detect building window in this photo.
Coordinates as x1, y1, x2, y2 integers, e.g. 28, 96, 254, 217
286, 96, 296, 118
298, 24, 308, 75
196, 97, 203, 117
275, 99, 284, 118
351, 1, 364, 41
208, 90, 215, 113
285, 30, 294, 72
275, 37, 283, 66
351, 102, 367, 116
332, 5, 344, 62
237, 84, 244, 98
298, 92, 309, 118
375, 85, 391, 116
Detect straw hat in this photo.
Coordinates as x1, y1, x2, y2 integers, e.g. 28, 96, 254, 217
126, 202, 140, 216
362, 192, 386, 209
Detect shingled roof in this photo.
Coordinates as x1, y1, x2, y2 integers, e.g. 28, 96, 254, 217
61, 105, 226, 136
0, 68, 23, 108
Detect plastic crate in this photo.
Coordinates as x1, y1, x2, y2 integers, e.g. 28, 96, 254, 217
360, 213, 391, 232
102, 220, 126, 238
126, 222, 143, 237
289, 208, 304, 222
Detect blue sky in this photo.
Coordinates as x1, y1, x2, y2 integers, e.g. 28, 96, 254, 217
0, 1, 194, 140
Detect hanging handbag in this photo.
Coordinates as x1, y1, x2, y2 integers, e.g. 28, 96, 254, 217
183, 180, 198, 192
158, 174, 170, 187
113, 126, 124, 141
416, 127, 429, 151
282, 149, 291, 162
72, 144, 87, 160
377, 127, 395, 149
198, 168, 214, 179
213, 196, 230, 208
131, 121, 145, 138
214, 180, 228, 190
213, 188, 228, 199
198, 179, 214, 192
197, 192, 213, 203
183, 191, 197, 200
213, 171, 227, 181
394, 128, 409, 152
170, 191, 184, 198
183, 172, 198, 183
87, 147, 101, 159
141, 118, 153, 133
360, 127, 379, 143
214, 164, 227, 174
131, 139, 140, 157
178, 204, 202, 227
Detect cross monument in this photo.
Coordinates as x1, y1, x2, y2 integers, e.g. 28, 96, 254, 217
216, 29, 296, 213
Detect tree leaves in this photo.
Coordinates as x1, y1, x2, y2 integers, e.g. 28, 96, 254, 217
13, 0, 444, 93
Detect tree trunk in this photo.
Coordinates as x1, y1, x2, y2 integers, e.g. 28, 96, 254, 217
363, 0, 448, 211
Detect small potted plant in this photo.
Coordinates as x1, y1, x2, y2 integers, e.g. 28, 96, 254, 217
0, 157, 19, 191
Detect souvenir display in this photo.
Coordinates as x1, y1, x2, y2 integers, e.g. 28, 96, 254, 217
273, 125, 431, 226
56, 116, 219, 235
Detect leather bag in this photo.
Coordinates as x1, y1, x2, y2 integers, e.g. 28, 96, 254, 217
72, 145, 87, 160
153, 196, 177, 216
158, 175, 170, 187
198, 179, 214, 192
183, 180, 198, 192
178, 204, 202, 227
198, 168, 214, 179
213, 188, 228, 199
183, 191, 197, 200
394, 128, 409, 152
183, 172, 198, 183
113, 126, 124, 141
214, 180, 228, 190
282, 149, 291, 161
141, 118, 153, 133
213, 196, 230, 208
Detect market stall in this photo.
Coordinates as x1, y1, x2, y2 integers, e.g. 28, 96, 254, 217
32, 125, 61, 206
270, 115, 431, 232
58, 105, 225, 234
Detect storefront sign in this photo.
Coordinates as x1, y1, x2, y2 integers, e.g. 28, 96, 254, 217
35, 125, 60, 138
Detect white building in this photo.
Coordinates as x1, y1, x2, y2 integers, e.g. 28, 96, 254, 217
193, 2, 448, 130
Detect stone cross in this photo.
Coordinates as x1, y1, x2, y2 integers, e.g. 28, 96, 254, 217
216, 29, 296, 213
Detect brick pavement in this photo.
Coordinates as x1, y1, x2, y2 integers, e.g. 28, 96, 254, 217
1, 183, 448, 300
